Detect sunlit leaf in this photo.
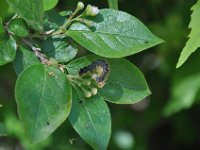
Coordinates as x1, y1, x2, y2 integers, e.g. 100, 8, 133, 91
176, 0, 200, 68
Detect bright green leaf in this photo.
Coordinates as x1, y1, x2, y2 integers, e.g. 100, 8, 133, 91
42, 36, 77, 63
0, 122, 7, 136
176, 0, 200, 68
8, 18, 29, 37
107, 0, 118, 10
69, 89, 111, 150
7, 0, 44, 30
15, 64, 72, 143
67, 9, 163, 58
164, 51, 200, 116
13, 46, 40, 75
0, 36, 17, 66
43, 0, 58, 11
67, 55, 151, 104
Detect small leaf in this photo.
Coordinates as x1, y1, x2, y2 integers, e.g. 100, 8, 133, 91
15, 64, 72, 143
107, 0, 118, 10
13, 46, 40, 75
176, 0, 200, 68
67, 55, 151, 104
8, 18, 29, 37
7, 0, 44, 30
0, 122, 7, 136
43, 0, 58, 11
69, 89, 111, 150
67, 9, 163, 58
59, 10, 73, 17
0, 36, 17, 66
42, 36, 77, 63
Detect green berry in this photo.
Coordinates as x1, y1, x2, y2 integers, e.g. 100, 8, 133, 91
77, 2, 84, 11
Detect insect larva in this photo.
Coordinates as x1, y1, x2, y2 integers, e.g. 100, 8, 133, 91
79, 60, 110, 88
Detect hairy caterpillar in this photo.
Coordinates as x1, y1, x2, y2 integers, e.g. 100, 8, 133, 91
79, 60, 110, 88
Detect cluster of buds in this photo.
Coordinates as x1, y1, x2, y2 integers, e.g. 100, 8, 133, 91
67, 75, 99, 98
76, 1, 99, 17
68, 60, 110, 98
85, 4, 99, 17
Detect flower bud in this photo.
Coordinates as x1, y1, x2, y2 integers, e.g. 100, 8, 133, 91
91, 88, 98, 96
85, 5, 99, 16
91, 74, 98, 80
86, 80, 91, 86
77, 2, 84, 11
84, 20, 93, 27
84, 91, 92, 98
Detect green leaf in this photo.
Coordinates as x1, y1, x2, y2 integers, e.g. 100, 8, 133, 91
42, 36, 77, 63
0, 0, 13, 21
0, 17, 5, 34
13, 46, 40, 75
15, 64, 72, 143
69, 89, 111, 150
164, 51, 200, 116
107, 0, 118, 10
67, 55, 151, 104
0, 36, 17, 66
8, 18, 29, 37
7, 0, 44, 30
176, 0, 200, 68
0, 122, 7, 136
43, 0, 58, 11
67, 9, 163, 58
44, 10, 65, 30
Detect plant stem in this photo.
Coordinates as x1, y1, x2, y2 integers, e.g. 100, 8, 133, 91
21, 38, 49, 64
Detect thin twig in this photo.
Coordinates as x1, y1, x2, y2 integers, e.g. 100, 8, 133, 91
21, 38, 49, 64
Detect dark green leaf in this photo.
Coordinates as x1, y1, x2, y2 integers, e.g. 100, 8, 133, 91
44, 10, 65, 30
67, 9, 163, 58
43, 0, 58, 11
15, 64, 72, 143
8, 18, 29, 37
0, 0, 13, 20
67, 55, 151, 104
13, 46, 40, 75
7, 0, 44, 30
108, 0, 118, 10
0, 36, 17, 66
0, 17, 5, 34
42, 36, 77, 63
0, 122, 7, 136
69, 89, 111, 150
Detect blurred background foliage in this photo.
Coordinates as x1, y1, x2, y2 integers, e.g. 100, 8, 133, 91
1, 0, 200, 150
